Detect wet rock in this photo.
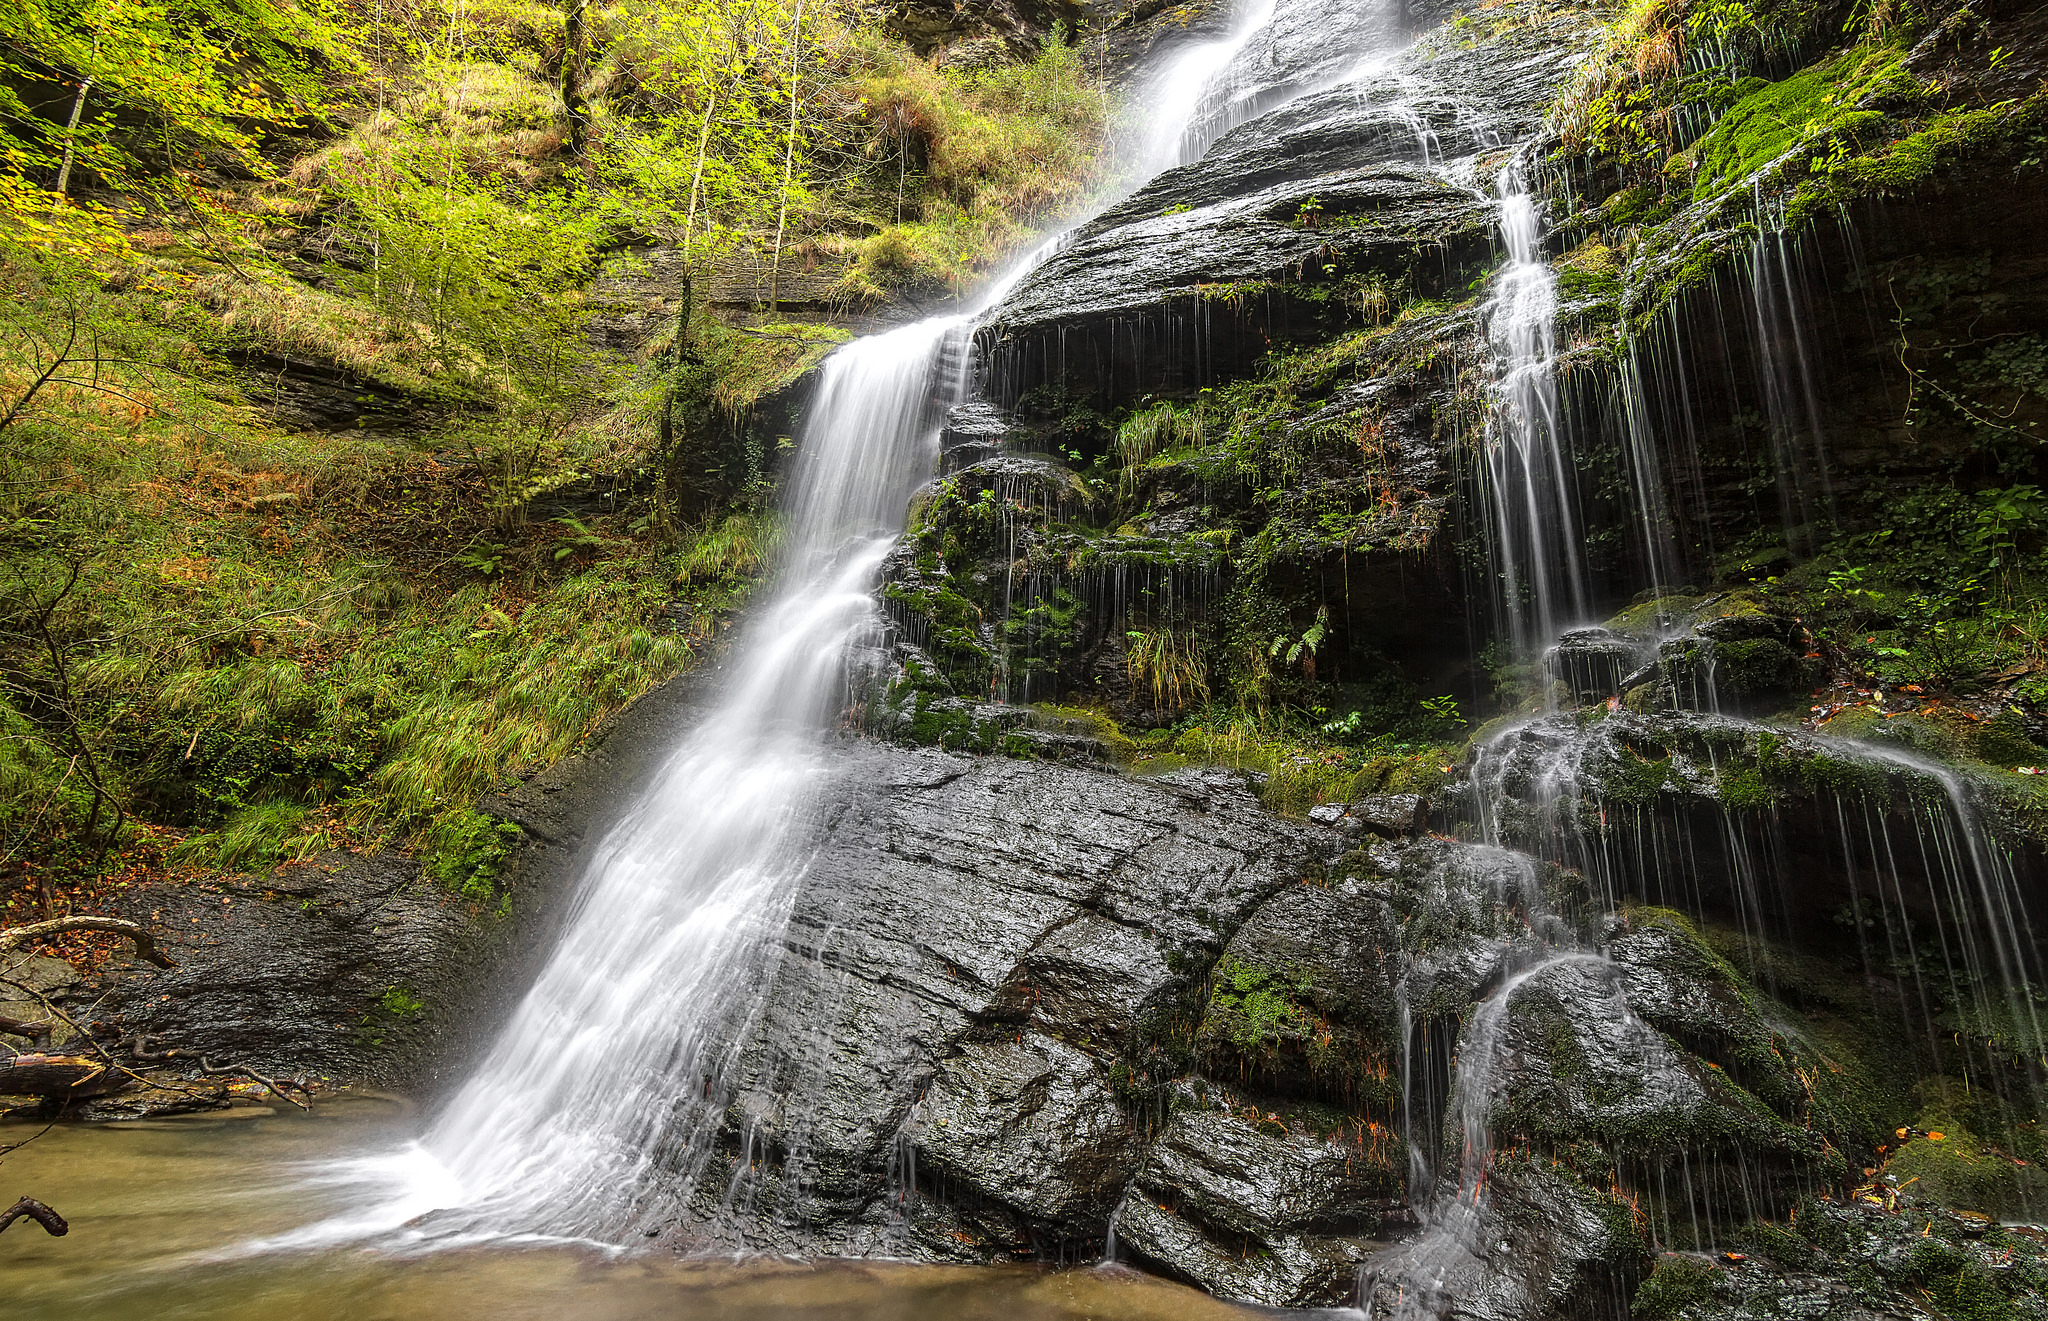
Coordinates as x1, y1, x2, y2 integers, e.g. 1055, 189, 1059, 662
700, 748, 1326, 1252
1311, 794, 1429, 838
1005, 913, 1177, 1045
1483, 955, 1841, 1223
1361, 1156, 1646, 1321
1083, 0, 1235, 76
1547, 628, 1642, 701
229, 349, 437, 434
986, 7, 1603, 401
0, 955, 78, 1048
939, 401, 1012, 473
912, 1031, 1142, 1239
1115, 1094, 1402, 1306
1197, 882, 1400, 1105
80, 853, 486, 1089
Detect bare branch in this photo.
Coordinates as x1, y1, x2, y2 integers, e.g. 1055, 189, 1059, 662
0, 303, 79, 435
0, 1198, 69, 1237
0, 916, 175, 969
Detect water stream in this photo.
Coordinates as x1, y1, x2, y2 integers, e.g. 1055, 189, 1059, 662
0, 1098, 1258, 1321
260, 0, 1322, 1255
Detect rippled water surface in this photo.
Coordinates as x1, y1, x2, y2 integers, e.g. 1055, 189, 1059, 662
0, 1097, 1255, 1321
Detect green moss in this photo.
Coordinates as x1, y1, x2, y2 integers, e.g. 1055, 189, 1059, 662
1689, 46, 1916, 201
1205, 955, 1314, 1052
379, 986, 425, 1017
1715, 765, 1775, 809
1888, 1107, 2048, 1219
1631, 1253, 1719, 1319
1842, 92, 2048, 196
423, 809, 523, 903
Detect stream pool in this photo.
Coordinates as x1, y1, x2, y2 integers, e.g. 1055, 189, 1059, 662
0, 1097, 1258, 1321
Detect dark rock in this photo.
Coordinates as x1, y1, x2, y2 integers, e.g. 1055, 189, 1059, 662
230, 349, 441, 434
1197, 880, 1401, 1104
939, 401, 1014, 473
82, 853, 485, 1088
1547, 628, 1643, 701
0, 956, 77, 1048
1115, 1093, 1402, 1306
1311, 794, 1429, 838
682, 748, 1328, 1254
911, 1031, 1142, 1239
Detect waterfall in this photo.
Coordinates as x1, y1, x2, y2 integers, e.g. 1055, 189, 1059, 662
402, 319, 973, 1240
1481, 157, 1588, 659
1136, 0, 1280, 176
262, 0, 1340, 1253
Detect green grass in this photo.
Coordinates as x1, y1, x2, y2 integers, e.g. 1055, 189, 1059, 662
0, 245, 714, 892
835, 40, 1112, 302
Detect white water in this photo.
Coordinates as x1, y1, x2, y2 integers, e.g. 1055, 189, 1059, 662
1482, 157, 1588, 658
1135, 0, 1281, 177
263, 0, 1324, 1253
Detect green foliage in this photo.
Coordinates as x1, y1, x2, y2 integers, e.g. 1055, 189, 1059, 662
676, 511, 782, 585
1114, 400, 1207, 496
1206, 956, 1314, 1052
379, 985, 425, 1017
1687, 46, 1912, 199
0, 242, 695, 875
0, 0, 355, 242
424, 809, 522, 901
836, 38, 1111, 301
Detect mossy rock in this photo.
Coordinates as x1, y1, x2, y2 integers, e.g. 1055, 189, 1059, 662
1889, 1108, 2048, 1220
1630, 1254, 1720, 1319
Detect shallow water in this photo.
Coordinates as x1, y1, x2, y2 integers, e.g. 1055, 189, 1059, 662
0, 1097, 1258, 1321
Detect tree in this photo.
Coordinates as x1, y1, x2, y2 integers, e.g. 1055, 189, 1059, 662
0, 0, 355, 240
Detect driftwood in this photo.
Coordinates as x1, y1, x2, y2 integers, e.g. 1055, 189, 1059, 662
0, 916, 175, 969
0, 1197, 69, 1236
1, 1051, 114, 1097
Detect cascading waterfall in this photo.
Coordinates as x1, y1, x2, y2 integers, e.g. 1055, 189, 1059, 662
1136, 0, 1280, 176
269, 315, 972, 1251
1480, 157, 1589, 659
273, 0, 1331, 1254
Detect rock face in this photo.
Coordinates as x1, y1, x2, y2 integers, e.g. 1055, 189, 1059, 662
984, 2, 1601, 399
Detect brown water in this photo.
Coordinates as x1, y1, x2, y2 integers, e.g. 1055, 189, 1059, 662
0, 1097, 1256, 1321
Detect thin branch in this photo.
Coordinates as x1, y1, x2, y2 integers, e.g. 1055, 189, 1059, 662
0, 916, 175, 969
0, 303, 80, 435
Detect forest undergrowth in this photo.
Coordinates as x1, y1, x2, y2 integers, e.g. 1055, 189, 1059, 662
0, 0, 1117, 924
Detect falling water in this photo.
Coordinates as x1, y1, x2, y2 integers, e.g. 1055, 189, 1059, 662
261, 0, 1328, 1254
1481, 157, 1588, 658
1136, 0, 1281, 176
258, 316, 970, 1250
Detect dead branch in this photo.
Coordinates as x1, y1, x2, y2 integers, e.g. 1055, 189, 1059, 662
0, 304, 80, 435
0, 986, 223, 1109
0, 1197, 69, 1237
0, 916, 174, 969
0, 1052, 110, 1095
131, 1036, 312, 1112
0, 1011, 53, 1049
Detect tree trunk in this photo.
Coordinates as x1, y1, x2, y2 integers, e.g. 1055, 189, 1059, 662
54, 76, 94, 197
767, 0, 807, 312
561, 0, 589, 157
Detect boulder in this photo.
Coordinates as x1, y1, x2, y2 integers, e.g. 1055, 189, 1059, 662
1114, 1091, 1403, 1306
